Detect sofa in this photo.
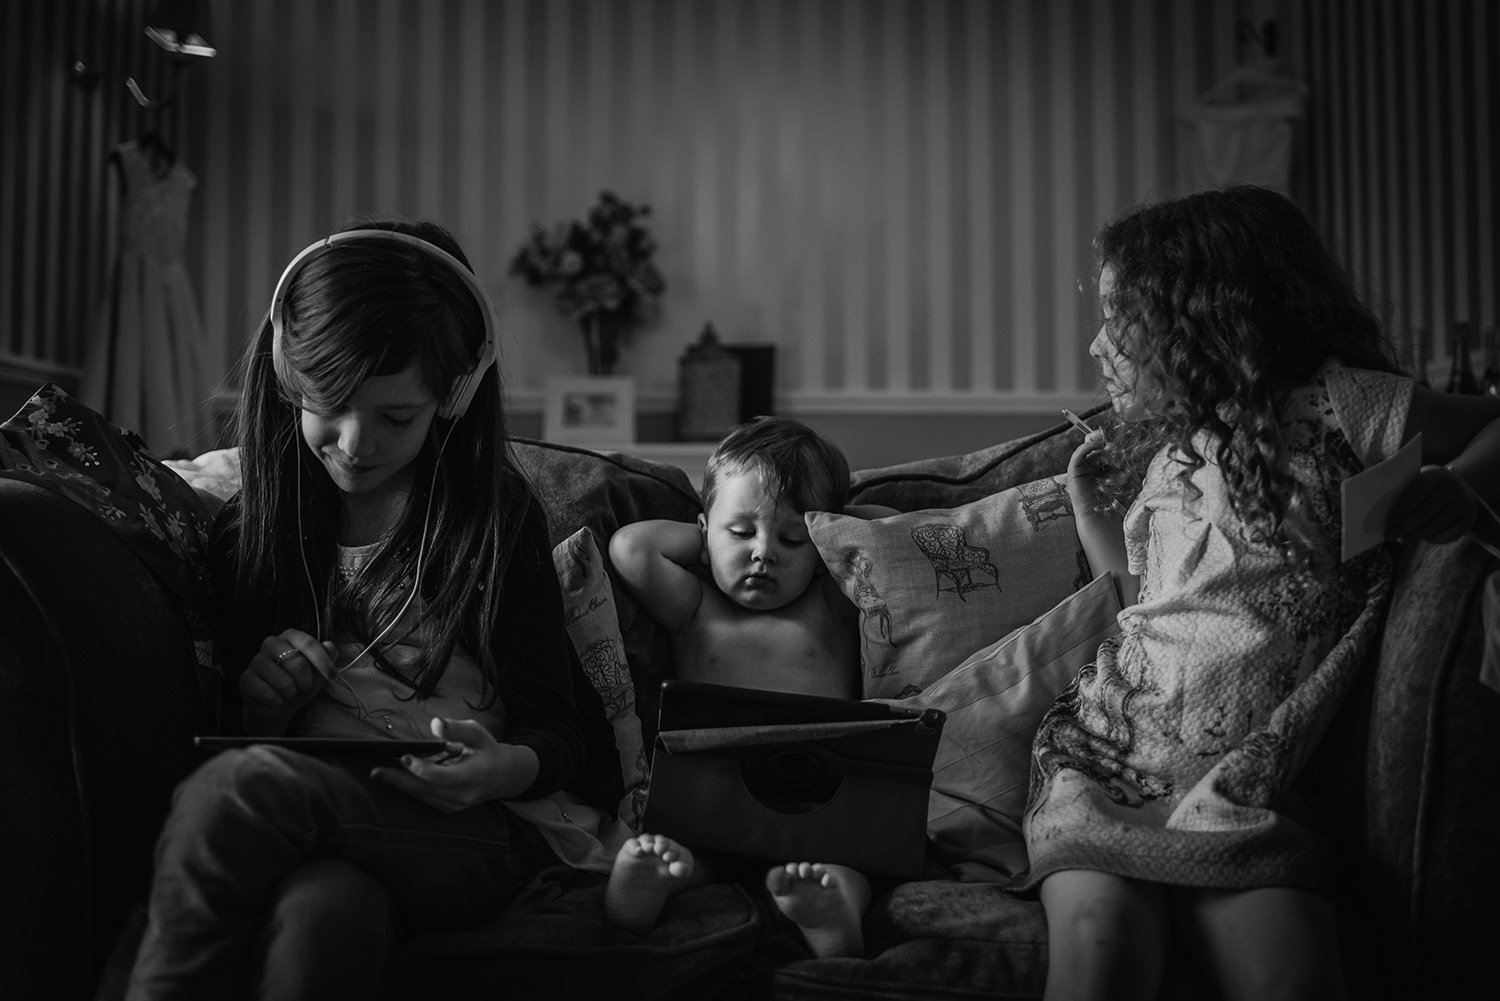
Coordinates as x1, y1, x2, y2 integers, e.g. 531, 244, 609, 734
2, 385, 1497, 1001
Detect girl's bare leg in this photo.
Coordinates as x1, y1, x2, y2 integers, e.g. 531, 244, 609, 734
765, 862, 870, 958
1178, 885, 1345, 1001
1038, 869, 1168, 1001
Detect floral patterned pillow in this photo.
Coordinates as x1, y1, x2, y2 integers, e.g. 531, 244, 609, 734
0, 383, 217, 680
552, 525, 649, 831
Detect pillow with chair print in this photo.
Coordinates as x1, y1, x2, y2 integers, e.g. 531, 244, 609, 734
809, 475, 1121, 881
807, 474, 1093, 700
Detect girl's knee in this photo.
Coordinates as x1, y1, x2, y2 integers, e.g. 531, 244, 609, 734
1186, 886, 1345, 1001
169, 747, 259, 815
1041, 870, 1167, 948
1051, 897, 1151, 956
1042, 903, 1166, 1001
1040, 871, 1167, 1000
173, 747, 286, 806
163, 747, 345, 840
1219, 958, 1343, 1001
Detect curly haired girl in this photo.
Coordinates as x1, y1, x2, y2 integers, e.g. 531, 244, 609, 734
1014, 185, 1500, 1001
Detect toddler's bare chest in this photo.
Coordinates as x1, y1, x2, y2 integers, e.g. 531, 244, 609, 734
678, 600, 858, 698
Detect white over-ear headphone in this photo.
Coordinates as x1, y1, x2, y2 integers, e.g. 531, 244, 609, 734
269, 229, 499, 420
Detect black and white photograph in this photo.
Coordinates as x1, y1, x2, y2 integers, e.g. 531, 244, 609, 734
544, 374, 637, 445
3, 2, 1495, 999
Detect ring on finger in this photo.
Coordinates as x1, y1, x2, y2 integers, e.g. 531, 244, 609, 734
275, 649, 298, 663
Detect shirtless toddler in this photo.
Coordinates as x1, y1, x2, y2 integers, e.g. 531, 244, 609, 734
603, 416, 893, 957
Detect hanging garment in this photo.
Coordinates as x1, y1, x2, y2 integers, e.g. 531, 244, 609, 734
1181, 65, 1308, 195
81, 139, 215, 458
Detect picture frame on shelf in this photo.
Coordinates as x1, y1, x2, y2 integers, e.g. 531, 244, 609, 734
542, 375, 636, 446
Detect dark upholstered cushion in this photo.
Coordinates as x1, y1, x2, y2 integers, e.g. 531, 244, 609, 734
391, 868, 762, 998
0, 478, 209, 997
849, 406, 1111, 512
511, 438, 702, 746
744, 881, 1048, 1000
1341, 537, 1500, 996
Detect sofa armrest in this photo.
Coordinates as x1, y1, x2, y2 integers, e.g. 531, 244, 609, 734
1358, 538, 1500, 993
0, 478, 210, 998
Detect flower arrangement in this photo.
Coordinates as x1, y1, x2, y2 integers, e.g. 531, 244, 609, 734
508, 190, 666, 376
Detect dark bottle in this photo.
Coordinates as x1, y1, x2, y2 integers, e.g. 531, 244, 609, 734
1414, 327, 1431, 387
1445, 322, 1479, 394
1481, 327, 1500, 397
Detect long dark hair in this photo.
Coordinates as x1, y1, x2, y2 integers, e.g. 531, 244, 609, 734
1091, 185, 1399, 558
226, 218, 528, 702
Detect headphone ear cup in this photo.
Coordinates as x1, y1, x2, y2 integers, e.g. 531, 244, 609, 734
438, 329, 497, 420
437, 364, 476, 420
437, 375, 465, 420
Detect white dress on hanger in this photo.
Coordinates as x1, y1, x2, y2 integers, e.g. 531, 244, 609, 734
1182, 64, 1308, 195
81, 140, 214, 457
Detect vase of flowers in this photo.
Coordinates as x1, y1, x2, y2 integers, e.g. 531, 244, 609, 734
508, 190, 666, 376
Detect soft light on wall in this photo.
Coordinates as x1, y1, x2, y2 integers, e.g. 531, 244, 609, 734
7, 0, 1493, 449
181, 0, 1247, 421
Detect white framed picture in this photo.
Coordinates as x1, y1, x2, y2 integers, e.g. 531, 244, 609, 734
542, 375, 636, 446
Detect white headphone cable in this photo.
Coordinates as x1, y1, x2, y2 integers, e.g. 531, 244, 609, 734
334, 415, 457, 675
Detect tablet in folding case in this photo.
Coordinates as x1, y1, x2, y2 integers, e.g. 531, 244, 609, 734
640, 680, 946, 879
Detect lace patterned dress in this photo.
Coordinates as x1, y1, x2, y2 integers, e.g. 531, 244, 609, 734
1011, 361, 1411, 893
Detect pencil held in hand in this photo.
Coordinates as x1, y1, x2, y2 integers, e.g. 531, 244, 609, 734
1061, 408, 1093, 435
1063, 409, 1126, 517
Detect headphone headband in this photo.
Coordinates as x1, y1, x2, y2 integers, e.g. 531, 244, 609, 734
269, 229, 499, 419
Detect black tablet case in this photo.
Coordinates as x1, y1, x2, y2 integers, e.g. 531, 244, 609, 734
640, 680, 945, 878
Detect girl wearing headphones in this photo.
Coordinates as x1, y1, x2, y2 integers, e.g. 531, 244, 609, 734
127, 219, 620, 999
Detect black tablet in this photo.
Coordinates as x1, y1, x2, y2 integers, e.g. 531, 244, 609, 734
193, 736, 448, 759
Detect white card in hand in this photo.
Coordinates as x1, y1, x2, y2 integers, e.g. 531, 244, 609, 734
1341, 433, 1422, 562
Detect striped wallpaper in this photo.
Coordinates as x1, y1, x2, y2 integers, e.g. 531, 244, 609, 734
5, 0, 1494, 437
1301, 0, 1498, 374
1, 0, 183, 387
183, 0, 1241, 417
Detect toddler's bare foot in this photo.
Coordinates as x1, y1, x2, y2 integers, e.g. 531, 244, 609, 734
765, 862, 869, 958
605, 833, 699, 933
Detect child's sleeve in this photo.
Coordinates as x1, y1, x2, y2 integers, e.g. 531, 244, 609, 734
493, 500, 589, 800
1327, 362, 1414, 467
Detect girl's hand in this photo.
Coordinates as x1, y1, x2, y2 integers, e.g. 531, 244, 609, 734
1387, 464, 1479, 544
370, 717, 540, 812
240, 630, 338, 736
1066, 429, 1110, 510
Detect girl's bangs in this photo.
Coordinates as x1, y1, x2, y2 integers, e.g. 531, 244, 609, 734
278, 312, 383, 415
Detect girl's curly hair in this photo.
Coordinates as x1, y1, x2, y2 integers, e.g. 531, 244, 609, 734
1091, 185, 1399, 560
